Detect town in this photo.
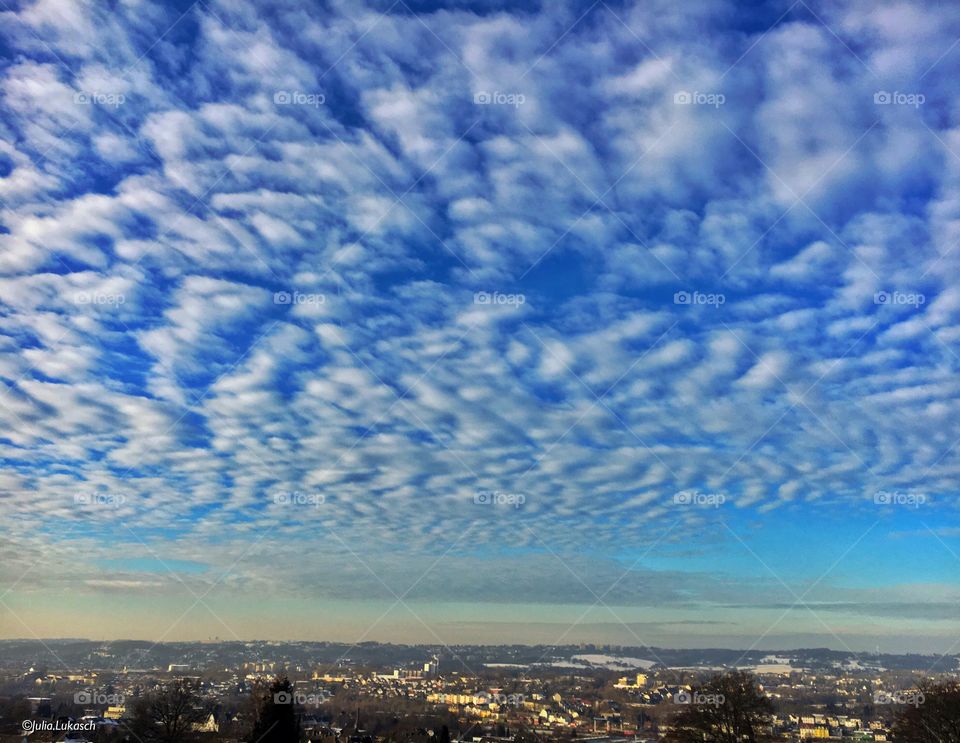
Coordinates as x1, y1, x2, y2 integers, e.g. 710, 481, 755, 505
1, 641, 956, 743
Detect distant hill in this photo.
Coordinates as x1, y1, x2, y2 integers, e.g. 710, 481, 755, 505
1, 639, 957, 673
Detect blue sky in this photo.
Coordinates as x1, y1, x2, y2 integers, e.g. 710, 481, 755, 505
1, 0, 960, 654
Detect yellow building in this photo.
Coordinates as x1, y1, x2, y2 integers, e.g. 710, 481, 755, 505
613, 674, 647, 689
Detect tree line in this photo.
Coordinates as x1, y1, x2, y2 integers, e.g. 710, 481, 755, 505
664, 672, 960, 743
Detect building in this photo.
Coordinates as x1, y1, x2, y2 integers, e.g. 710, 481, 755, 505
192, 712, 219, 733
613, 674, 647, 689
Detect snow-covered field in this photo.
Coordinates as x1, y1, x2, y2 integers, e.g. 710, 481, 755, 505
547, 654, 658, 670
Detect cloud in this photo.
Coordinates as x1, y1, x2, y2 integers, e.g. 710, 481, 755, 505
1, 0, 959, 648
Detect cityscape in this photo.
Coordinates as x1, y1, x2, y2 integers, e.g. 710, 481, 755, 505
0, 640, 958, 742
3, 0, 960, 741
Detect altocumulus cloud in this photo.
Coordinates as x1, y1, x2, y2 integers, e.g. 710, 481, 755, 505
1, 0, 960, 648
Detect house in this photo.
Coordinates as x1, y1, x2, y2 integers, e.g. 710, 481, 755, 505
192, 711, 219, 733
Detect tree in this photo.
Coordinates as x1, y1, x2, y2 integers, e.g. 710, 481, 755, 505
248, 675, 301, 743
0, 696, 32, 736
129, 678, 210, 743
891, 681, 960, 743
664, 671, 773, 743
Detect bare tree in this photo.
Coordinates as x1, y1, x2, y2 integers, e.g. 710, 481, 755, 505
664, 671, 773, 743
891, 681, 960, 743
129, 678, 211, 743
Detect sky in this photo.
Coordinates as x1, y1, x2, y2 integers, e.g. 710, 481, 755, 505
1, 0, 960, 657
